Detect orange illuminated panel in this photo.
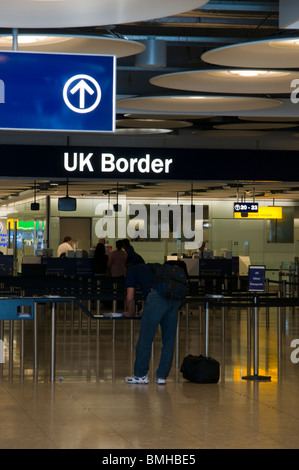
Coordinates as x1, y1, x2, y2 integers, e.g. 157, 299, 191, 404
6, 219, 19, 228
234, 206, 282, 219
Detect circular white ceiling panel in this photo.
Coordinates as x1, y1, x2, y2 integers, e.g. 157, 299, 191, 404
193, 130, 267, 137
150, 69, 298, 94
0, 35, 145, 57
125, 113, 211, 120
113, 128, 173, 135
202, 38, 299, 69
117, 119, 192, 129
239, 116, 299, 122
0, 1, 208, 28
214, 123, 299, 130
117, 96, 283, 114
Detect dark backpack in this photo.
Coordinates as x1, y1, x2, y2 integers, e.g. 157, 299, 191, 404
151, 262, 188, 301
180, 354, 220, 384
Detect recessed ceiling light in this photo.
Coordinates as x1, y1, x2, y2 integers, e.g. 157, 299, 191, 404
269, 39, 299, 48
0, 35, 72, 46
227, 70, 286, 78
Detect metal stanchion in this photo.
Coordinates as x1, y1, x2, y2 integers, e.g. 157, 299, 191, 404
205, 300, 209, 357
247, 306, 251, 352
221, 306, 225, 342
205, 295, 223, 356
265, 278, 269, 328
277, 291, 282, 358
50, 302, 56, 383
242, 295, 271, 381
34, 303, 38, 370
175, 314, 180, 368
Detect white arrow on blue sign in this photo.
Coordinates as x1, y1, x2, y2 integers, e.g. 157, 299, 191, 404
0, 51, 116, 132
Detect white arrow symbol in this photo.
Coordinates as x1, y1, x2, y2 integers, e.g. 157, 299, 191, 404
63, 74, 102, 114
70, 79, 94, 109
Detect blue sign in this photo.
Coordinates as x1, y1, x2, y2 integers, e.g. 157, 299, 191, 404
0, 51, 115, 132
248, 265, 265, 292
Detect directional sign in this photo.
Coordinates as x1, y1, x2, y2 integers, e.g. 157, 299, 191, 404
0, 51, 115, 132
248, 265, 265, 292
234, 203, 259, 213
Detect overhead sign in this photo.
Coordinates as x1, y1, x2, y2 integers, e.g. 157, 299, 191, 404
234, 206, 282, 219
234, 203, 258, 213
248, 265, 265, 292
0, 51, 115, 132
0, 145, 299, 182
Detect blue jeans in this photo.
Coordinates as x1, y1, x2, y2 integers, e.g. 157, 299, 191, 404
134, 289, 180, 379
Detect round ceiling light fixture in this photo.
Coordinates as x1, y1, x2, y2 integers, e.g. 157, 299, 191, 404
268, 39, 299, 49
117, 119, 192, 129
0, 34, 145, 57
117, 95, 283, 114
193, 130, 267, 137
201, 37, 299, 69
239, 116, 299, 122
0, 0, 208, 28
150, 69, 295, 94
214, 123, 299, 130
0, 35, 69, 45
226, 70, 286, 77
112, 128, 173, 135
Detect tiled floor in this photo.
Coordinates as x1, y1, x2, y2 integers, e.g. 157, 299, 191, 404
1, 300, 299, 450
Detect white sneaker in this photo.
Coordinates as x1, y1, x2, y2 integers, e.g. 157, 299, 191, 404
156, 378, 166, 385
125, 375, 149, 384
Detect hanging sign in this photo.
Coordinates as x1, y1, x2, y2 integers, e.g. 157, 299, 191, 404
234, 203, 259, 213
234, 206, 282, 219
0, 51, 115, 132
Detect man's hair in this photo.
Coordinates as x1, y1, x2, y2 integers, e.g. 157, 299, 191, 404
63, 236, 72, 243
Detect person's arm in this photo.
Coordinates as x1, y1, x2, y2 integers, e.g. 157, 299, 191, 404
124, 287, 135, 317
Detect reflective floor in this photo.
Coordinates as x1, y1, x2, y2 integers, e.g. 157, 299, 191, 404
1, 300, 299, 450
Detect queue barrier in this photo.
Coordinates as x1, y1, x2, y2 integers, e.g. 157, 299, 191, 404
0, 274, 299, 382
196, 293, 299, 382
0, 295, 142, 382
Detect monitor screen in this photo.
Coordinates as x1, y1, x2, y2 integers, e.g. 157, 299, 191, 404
58, 196, 77, 211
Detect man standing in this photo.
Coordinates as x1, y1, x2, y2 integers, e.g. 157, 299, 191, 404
124, 263, 182, 385
57, 236, 73, 257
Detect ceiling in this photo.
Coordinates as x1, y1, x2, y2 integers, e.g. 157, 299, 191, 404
4, 178, 299, 208
2, 0, 299, 205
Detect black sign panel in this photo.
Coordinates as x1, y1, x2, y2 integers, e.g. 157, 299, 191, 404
0, 145, 298, 182
234, 203, 259, 213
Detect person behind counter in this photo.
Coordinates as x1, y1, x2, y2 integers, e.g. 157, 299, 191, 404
57, 236, 73, 258
122, 238, 145, 268
96, 237, 111, 257
107, 239, 127, 279
93, 239, 108, 276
